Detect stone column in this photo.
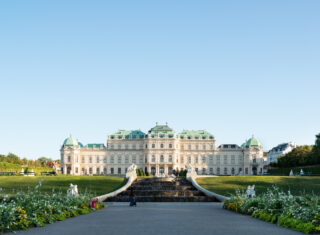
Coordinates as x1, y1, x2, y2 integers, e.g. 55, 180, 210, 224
156, 165, 159, 176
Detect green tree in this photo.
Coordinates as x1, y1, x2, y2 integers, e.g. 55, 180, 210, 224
313, 133, 320, 162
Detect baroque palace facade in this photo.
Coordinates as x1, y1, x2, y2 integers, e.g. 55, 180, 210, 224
60, 124, 266, 176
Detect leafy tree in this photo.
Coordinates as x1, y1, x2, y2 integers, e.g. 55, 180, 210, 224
313, 133, 320, 161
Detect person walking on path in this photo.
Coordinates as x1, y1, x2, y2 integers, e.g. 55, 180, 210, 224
129, 190, 136, 207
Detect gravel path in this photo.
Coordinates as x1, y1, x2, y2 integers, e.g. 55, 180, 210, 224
13, 202, 301, 235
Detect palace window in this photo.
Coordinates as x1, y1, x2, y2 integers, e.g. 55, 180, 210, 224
195, 145, 199, 150
152, 155, 155, 163
202, 155, 206, 163
169, 143, 173, 148
111, 155, 114, 163
209, 155, 213, 164
181, 144, 184, 150
181, 155, 184, 163
245, 168, 248, 174
82, 157, 85, 163
96, 156, 99, 163
82, 168, 85, 174
132, 144, 136, 150
224, 167, 228, 175
75, 167, 78, 174
125, 155, 129, 163
104, 157, 107, 163
210, 168, 213, 174
110, 144, 114, 149
239, 168, 242, 174
125, 144, 128, 149
96, 167, 100, 174
160, 143, 164, 148
160, 155, 164, 163
118, 144, 121, 149
195, 168, 198, 173
202, 168, 206, 174
231, 155, 235, 164
68, 156, 71, 163
203, 144, 206, 150
118, 156, 122, 163
169, 155, 172, 163
217, 167, 220, 175
188, 144, 191, 150
216, 155, 220, 165
188, 156, 191, 164
132, 156, 136, 163
224, 155, 228, 164
195, 156, 198, 164
152, 144, 155, 148
89, 168, 93, 174
118, 168, 121, 174
104, 168, 107, 174
89, 156, 92, 163
111, 168, 114, 174
210, 145, 214, 150
140, 144, 143, 149
231, 168, 235, 175
139, 155, 143, 163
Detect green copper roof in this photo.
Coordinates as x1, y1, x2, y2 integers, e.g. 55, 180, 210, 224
86, 143, 105, 148
63, 136, 79, 147
178, 130, 214, 139
242, 136, 261, 148
110, 130, 146, 139
148, 124, 175, 134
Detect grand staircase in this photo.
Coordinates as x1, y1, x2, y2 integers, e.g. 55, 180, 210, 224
104, 177, 218, 202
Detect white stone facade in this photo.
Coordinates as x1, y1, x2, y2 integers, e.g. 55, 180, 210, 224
267, 142, 297, 164
61, 124, 266, 176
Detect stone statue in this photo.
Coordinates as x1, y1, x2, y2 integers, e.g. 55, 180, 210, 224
126, 164, 138, 179
67, 183, 78, 196
289, 169, 294, 176
245, 185, 256, 198
127, 164, 137, 173
300, 169, 304, 176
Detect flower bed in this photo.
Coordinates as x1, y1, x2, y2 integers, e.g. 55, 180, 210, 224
0, 180, 104, 233
223, 185, 320, 234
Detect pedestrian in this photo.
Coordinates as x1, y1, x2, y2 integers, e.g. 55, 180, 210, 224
129, 190, 136, 207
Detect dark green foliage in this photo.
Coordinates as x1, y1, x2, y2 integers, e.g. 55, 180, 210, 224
178, 170, 187, 177
271, 133, 320, 168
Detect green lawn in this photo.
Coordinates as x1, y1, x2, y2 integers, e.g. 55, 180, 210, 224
197, 176, 320, 196
0, 176, 126, 196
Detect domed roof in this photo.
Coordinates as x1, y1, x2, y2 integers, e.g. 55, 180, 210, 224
63, 135, 80, 147
242, 136, 261, 148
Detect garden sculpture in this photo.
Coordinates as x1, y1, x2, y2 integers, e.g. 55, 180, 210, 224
67, 184, 78, 196
289, 170, 294, 176
245, 185, 256, 198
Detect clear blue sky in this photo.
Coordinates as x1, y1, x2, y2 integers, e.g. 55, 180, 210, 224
0, 1, 319, 160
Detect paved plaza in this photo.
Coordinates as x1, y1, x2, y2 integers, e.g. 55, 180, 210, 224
14, 203, 300, 235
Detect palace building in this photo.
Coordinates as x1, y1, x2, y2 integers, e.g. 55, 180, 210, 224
60, 124, 266, 176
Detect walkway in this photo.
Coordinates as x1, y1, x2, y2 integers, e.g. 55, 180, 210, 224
14, 203, 300, 235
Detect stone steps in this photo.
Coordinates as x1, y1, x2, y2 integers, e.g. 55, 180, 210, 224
104, 177, 218, 202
